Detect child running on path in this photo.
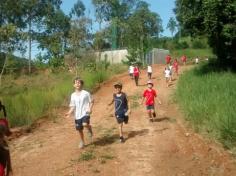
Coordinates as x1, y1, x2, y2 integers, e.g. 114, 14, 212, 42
147, 65, 152, 79
164, 67, 171, 87
173, 59, 179, 76
133, 64, 140, 86
140, 80, 161, 122
65, 77, 94, 149
0, 125, 13, 176
128, 64, 134, 79
108, 82, 130, 143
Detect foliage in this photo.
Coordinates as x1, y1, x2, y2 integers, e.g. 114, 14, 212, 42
174, 0, 236, 61
176, 61, 236, 149
166, 17, 177, 37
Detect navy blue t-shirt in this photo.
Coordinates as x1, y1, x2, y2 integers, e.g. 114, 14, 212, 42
113, 92, 128, 116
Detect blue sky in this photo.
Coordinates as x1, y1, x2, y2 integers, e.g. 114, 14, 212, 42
61, 0, 176, 37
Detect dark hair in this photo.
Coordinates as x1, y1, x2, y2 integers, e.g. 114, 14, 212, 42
74, 77, 84, 85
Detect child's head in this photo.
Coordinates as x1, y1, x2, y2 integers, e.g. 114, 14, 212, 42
114, 82, 122, 93
147, 80, 153, 88
73, 77, 84, 90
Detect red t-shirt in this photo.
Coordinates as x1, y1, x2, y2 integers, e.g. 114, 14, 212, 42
173, 61, 179, 69
143, 89, 157, 106
181, 56, 186, 62
166, 55, 171, 64
133, 67, 139, 76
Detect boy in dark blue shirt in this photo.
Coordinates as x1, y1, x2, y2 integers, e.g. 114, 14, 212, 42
108, 82, 130, 142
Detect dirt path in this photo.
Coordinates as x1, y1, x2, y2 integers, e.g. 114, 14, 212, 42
10, 65, 236, 176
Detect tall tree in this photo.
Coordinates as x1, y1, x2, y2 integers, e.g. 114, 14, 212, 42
124, 1, 163, 62
174, 0, 236, 61
167, 17, 177, 38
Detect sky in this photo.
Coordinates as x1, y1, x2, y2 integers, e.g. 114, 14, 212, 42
18, 0, 176, 59
61, 0, 176, 37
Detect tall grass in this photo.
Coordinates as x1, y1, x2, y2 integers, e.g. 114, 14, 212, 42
176, 62, 236, 149
0, 64, 126, 127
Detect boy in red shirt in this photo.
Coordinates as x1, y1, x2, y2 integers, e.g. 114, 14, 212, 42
133, 64, 140, 86
173, 59, 179, 76
140, 80, 161, 122
181, 55, 187, 65
165, 54, 171, 65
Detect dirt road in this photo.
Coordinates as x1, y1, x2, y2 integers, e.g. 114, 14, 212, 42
10, 65, 236, 176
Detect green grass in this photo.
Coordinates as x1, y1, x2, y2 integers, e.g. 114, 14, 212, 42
0, 63, 126, 127
176, 62, 236, 149
171, 48, 214, 61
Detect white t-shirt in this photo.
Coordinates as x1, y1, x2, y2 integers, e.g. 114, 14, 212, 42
195, 58, 199, 64
147, 66, 152, 73
129, 65, 134, 74
69, 90, 92, 119
165, 69, 171, 78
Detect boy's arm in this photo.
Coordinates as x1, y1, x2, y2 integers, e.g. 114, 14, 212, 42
140, 97, 145, 105
88, 99, 94, 114
108, 99, 114, 106
65, 106, 75, 118
156, 95, 162, 105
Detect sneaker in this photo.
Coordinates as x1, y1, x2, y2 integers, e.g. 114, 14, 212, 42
119, 136, 125, 143
79, 141, 84, 149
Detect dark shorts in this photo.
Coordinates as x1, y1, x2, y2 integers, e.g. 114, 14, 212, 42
146, 105, 154, 110
75, 115, 90, 130
115, 113, 129, 124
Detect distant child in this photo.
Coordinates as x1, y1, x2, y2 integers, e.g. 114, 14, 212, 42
108, 82, 130, 143
133, 64, 140, 86
0, 125, 13, 176
164, 67, 171, 87
147, 65, 152, 79
129, 64, 134, 79
0, 101, 11, 136
140, 80, 161, 122
181, 55, 187, 65
165, 54, 171, 66
65, 77, 94, 149
195, 57, 199, 64
173, 59, 179, 76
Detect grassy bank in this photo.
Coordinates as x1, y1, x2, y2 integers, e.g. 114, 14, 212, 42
176, 62, 236, 149
0, 64, 126, 127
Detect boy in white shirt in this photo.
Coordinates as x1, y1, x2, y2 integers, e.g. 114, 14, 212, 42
65, 77, 94, 149
147, 65, 152, 79
164, 67, 171, 87
129, 64, 134, 79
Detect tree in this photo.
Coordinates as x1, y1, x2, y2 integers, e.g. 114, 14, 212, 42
174, 0, 236, 61
123, 1, 163, 63
167, 17, 177, 38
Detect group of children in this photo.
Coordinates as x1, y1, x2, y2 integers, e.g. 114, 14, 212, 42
66, 63, 163, 148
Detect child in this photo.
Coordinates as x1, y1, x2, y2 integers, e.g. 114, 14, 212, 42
0, 125, 13, 176
173, 59, 179, 76
181, 55, 187, 65
108, 82, 130, 143
140, 80, 161, 122
195, 57, 199, 64
147, 65, 152, 79
133, 64, 140, 86
164, 67, 171, 87
65, 77, 94, 149
165, 54, 171, 66
128, 64, 134, 79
